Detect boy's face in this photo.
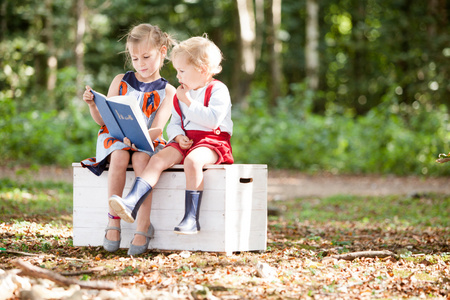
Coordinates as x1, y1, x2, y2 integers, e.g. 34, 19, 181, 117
172, 53, 207, 90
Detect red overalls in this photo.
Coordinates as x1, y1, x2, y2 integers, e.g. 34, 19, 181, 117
166, 80, 234, 164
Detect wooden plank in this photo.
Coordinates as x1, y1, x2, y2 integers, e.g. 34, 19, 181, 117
74, 227, 267, 254
74, 189, 267, 212
74, 207, 266, 233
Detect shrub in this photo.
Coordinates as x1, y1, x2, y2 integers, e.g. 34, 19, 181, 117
232, 84, 450, 176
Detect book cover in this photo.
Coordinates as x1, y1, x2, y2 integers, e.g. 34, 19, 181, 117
91, 90, 154, 152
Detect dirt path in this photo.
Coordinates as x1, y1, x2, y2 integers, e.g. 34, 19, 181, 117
268, 170, 450, 200
1, 166, 449, 200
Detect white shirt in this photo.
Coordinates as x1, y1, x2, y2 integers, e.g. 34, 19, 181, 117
167, 81, 233, 142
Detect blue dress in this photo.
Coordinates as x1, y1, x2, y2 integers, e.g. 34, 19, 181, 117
81, 72, 168, 176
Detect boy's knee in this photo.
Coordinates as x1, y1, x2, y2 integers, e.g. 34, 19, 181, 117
151, 155, 166, 169
183, 156, 201, 171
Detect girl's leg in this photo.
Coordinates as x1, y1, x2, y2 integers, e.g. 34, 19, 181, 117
130, 152, 151, 246
108, 147, 183, 235
130, 148, 183, 246
174, 147, 218, 234
106, 150, 130, 242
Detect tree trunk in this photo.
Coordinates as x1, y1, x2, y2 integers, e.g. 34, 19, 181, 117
254, 0, 264, 62
232, 0, 257, 107
266, 0, 283, 107
0, 1, 7, 41
427, 0, 447, 37
305, 0, 319, 90
45, 0, 57, 104
75, 0, 86, 104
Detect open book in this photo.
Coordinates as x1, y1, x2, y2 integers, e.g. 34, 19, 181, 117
91, 90, 154, 152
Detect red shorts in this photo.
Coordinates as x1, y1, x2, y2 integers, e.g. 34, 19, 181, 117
166, 130, 234, 165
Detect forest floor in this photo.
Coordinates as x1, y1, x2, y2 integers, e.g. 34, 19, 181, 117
0, 165, 449, 299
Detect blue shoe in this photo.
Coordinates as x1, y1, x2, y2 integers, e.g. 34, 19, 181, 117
127, 223, 154, 256
103, 226, 121, 252
174, 190, 203, 235
109, 177, 152, 223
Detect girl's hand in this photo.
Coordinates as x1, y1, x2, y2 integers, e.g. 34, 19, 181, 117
148, 128, 163, 142
123, 137, 137, 150
83, 86, 95, 106
175, 135, 193, 150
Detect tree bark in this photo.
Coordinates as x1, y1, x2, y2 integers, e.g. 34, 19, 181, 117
232, 0, 257, 107
0, 0, 7, 41
266, 0, 283, 107
305, 0, 319, 90
236, 0, 256, 75
45, 0, 57, 100
75, 0, 86, 103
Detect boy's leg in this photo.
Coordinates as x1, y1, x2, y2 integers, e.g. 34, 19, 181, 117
183, 147, 218, 190
174, 147, 218, 234
140, 147, 183, 186
108, 147, 183, 232
106, 150, 130, 242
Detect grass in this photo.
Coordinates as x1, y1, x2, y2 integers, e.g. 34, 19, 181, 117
0, 178, 73, 223
2, 176, 448, 228
274, 194, 450, 228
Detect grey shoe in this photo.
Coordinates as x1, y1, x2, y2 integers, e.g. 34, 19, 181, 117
127, 223, 154, 256
103, 226, 121, 252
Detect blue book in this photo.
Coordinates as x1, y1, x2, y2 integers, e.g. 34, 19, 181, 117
91, 90, 154, 152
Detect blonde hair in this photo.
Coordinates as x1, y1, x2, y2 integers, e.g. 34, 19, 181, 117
123, 23, 176, 67
170, 34, 223, 75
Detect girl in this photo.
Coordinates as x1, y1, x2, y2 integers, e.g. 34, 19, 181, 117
108, 35, 233, 253
81, 24, 176, 255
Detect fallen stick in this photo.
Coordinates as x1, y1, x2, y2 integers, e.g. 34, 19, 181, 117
61, 270, 96, 276
436, 157, 450, 163
2, 250, 41, 257
2, 249, 86, 261
13, 259, 115, 290
323, 250, 399, 261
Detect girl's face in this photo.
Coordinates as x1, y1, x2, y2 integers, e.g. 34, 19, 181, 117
172, 53, 209, 90
129, 41, 166, 82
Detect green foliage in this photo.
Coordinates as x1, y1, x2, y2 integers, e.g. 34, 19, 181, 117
0, 95, 98, 166
232, 83, 450, 176
0, 0, 449, 175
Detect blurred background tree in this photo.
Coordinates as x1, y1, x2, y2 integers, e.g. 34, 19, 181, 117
1, 0, 449, 176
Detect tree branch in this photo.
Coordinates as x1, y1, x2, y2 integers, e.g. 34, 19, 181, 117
13, 259, 115, 290
324, 250, 399, 261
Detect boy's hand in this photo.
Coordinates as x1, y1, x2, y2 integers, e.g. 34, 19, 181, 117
175, 135, 193, 150
176, 84, 191, 107
83, 86, 95, 106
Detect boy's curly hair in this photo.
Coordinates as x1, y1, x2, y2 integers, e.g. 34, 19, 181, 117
170, 34, 223, 75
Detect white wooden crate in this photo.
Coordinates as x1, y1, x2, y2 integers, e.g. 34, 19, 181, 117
72, 163, 268, 255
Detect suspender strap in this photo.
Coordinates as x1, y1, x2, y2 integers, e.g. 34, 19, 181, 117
173, 94, 184, 130
173, 80, 221, 134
